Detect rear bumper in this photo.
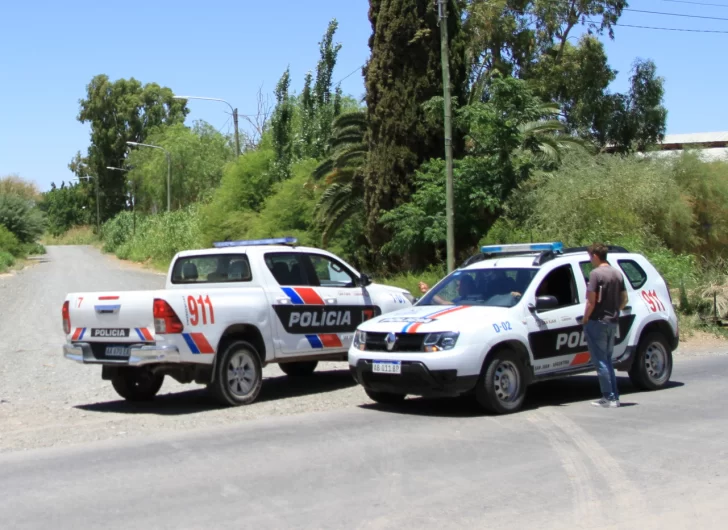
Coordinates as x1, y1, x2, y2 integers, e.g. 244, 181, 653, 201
63, 342, 181, 367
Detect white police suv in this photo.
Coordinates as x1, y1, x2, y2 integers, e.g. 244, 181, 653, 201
349, 242, 678, 414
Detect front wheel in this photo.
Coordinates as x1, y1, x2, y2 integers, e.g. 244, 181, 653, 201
279, 360, 318, 377
628, 332, 673, 390
111, 368, 164, 402
475, 349, 527, 414
209, 341, 263, 406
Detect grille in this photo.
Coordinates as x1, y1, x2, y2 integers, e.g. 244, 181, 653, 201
365, 332, 424, 352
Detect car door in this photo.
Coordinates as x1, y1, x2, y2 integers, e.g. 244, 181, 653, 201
526, 263, 591, 375
579, 258, 641, 360
301, 252, 381, 351
262, 251, 325, 357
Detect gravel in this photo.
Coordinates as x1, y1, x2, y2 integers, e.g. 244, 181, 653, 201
1, 246, 725, 454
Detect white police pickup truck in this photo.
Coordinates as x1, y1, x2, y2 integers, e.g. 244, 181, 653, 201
62, 238, 414, 406
349, 242, 678, 414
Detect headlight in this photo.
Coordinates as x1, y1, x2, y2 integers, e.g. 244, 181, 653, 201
353, 330, 367, 351
423, 332, 460, 352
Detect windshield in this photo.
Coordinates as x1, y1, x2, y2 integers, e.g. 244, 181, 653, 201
418, 268, 538, 307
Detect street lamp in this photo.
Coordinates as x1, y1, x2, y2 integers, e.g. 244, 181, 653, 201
107, 167, 135, 234
73, 167, 100, 233
173, 95, 240, 157
126, 142, 171, 212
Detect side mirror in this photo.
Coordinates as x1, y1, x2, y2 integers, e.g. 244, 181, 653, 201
534, 295, 559, 311
359, 273, 373, 287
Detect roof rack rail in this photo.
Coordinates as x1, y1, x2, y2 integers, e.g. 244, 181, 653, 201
562, 245, 630, 254
213, 237, 298, 248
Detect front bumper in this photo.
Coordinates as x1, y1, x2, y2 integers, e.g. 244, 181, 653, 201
63, 342, 181, 367
350, 359, 478, 397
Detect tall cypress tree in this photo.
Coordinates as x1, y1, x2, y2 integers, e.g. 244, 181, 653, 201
364, 0, 466, 257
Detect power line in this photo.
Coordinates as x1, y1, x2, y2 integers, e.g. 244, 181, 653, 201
613, 22, 728, 33
335, 64, 365, 85
659, 0, 728, 7
625, 8, 728, 21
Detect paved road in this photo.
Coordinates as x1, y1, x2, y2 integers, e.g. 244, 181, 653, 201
1, 246, 727, 528
1, 356, 727, 529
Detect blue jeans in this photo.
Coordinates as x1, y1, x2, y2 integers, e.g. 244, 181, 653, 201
584, 320, 619, 401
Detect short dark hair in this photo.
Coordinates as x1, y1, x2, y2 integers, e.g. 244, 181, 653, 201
588, 243, 608, 261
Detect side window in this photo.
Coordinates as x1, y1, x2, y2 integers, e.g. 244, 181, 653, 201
535, 264, 579, 310
307, 254, 357, 287
171, 254, 251, 284
579, 261, 593, 285
264, 253, 311, 286
618, 260, 647, 289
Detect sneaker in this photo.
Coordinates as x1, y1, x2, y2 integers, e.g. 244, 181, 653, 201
609, 400, 621, 408
591, 398, 610, 408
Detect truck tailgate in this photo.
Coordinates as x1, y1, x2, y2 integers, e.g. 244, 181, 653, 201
66, 291, 159, 345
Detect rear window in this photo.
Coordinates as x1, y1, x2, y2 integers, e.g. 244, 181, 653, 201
618, 259, 647, 289
171, 254, 252, 284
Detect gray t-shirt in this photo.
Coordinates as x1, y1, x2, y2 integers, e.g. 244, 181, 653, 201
588, 265, 626, 323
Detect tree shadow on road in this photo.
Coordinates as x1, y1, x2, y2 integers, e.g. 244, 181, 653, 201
359, 375, 685, 418
75, 369, 358, 416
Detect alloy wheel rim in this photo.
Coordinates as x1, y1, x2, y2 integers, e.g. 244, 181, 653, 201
227, 351, 257, 397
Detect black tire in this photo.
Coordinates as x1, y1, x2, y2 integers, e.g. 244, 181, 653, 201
628, 332, 673, 390
209, 340, 263, 406
365, 388, 406, 405
111, 368, 164, 402
475, 349, 527, 414
279, 360, 319, 377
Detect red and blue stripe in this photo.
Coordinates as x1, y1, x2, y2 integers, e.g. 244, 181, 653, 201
282, 287, 343, 349
182, 332, 215, 354
401, 306, 470, 334
135, 328, 154, 341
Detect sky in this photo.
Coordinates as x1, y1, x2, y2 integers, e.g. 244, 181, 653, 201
1, 0, 728, 192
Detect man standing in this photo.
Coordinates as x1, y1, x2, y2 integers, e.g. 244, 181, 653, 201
582, 243, 628, 408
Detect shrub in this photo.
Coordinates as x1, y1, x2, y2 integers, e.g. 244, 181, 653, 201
0, 250, 15, 272
43, 226, 97, 246
0, 194, 45, 243
0, 224, 22, 256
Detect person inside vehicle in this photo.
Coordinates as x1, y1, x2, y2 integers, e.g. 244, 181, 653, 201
419, 274, 477, 305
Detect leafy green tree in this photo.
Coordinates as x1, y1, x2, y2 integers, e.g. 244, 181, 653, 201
73, 75, 188, 219
364, 0, 467, 253
380, 77, 585, 262
311, 111, 367, 245
125, 121, 233, 212
38, 182, 92, 236
603, 59, 667, 153
0, 175, 41, 202
270, 68, 294, 181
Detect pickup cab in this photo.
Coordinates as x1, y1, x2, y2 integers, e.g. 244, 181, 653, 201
63, 238, 414, 406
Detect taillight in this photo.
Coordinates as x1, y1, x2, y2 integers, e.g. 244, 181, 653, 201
62, 301, 71, 335
153, 298, 184, 334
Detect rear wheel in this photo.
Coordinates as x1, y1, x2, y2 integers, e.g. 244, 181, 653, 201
209, 341, 263, 406
628, 332, 673, 390
279, 360, 318, 377
365, 388, 406, 405
111, 368, 164, 402
475, 349, 527, 414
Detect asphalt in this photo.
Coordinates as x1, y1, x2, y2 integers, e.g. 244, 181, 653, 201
1, 246, 727, 529
1, 354, 727, 529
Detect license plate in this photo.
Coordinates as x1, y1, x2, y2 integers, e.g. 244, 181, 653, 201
105, 346, 130, 358
372, 361, 401, 374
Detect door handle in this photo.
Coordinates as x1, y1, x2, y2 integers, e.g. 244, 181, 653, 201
276, 297, 291, 304
324, 298, 337, 305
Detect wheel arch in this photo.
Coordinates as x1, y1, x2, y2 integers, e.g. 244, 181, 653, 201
483, 339, 533, 384
638, 319, 677, 351
211, 324, 267, 383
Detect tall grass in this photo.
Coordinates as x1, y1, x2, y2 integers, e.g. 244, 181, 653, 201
43, 226, 98, 245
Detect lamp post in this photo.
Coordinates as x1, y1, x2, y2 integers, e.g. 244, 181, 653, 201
126, 142, 171, 212
173, 95, 240, 157
107, 167, 135, 235
73, 169, 100, 233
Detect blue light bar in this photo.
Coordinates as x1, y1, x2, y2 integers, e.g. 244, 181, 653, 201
480, 242, 563, 254
213, 237, 298, 248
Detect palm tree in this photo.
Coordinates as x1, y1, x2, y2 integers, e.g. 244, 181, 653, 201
311, 111, 367, 245
516, 103, 593, 165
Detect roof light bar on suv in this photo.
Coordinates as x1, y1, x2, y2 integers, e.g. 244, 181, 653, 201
213, 237, 298, 248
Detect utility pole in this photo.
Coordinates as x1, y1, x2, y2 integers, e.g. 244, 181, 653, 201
232, 108, 241, 157
438, 0, 455, 273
